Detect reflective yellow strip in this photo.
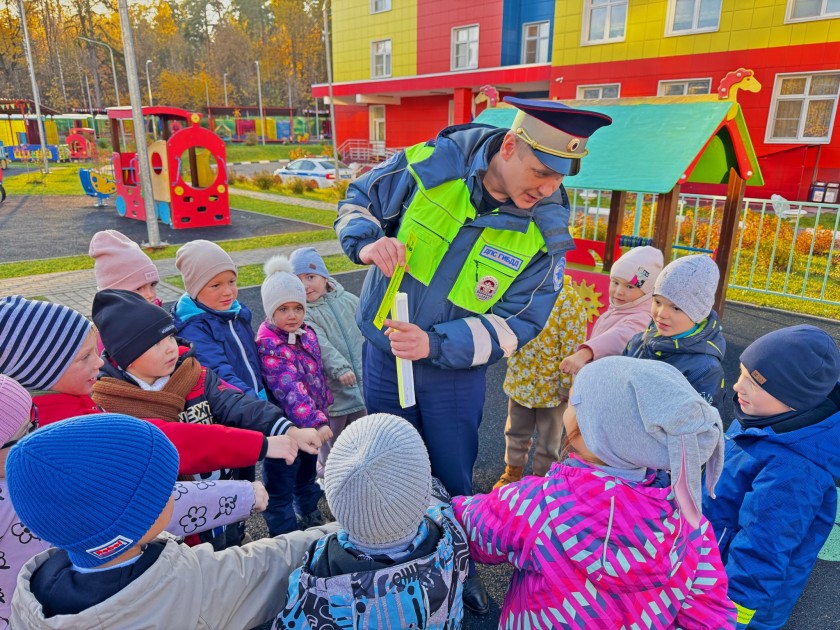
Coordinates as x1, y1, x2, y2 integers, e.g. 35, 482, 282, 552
734, 602, 756, 625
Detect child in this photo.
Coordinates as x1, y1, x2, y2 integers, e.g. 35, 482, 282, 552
257, 257, 332, 536
624, 253, 726, 412
560, 245, 663, 375
275, 413, 469, 629
173, 239, 265, 398
453, 356, 734, 628
493, 276, 588, 488
7, 414, 336, 629
89, 229, 162, 305
702, 325, 840, 629
0, 383, 269, 627
289, 246, 366, 479
0, 295, 302, 478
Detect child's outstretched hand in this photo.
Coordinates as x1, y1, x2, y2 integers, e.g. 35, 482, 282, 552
265, 435, 299, 465
338, 370, 357, 386
559, 347, 594, 376
251, 481, 268, 513
288, 426, 322, 454
317, 424, 334, 442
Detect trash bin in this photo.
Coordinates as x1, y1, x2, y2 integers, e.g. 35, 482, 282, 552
809, 181, 827, 203
824, 182, 840, 204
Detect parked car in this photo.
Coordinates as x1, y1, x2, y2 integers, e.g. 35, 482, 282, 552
273, 158, 354, 188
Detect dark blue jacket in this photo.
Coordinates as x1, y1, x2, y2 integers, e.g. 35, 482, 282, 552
172, 295, 265, 398
624, 310, 726, 413
702, 386, 840, 629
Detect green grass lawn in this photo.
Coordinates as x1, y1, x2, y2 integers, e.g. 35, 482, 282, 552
3, 163, 91, 196
229, 193, 338, 220
225, 144, 328, 163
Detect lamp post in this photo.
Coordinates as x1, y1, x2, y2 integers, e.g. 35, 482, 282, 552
77, 36, 121, 106
145, 59, 153, 106
255, 60, 265, 146
223, 72, 229, 107
17, 0, 49, 174
322, 0, 339, 180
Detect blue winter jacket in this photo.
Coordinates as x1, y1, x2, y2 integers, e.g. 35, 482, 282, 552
702, 386, 840, 629
335, 123, 575, 370
624, 310, 726, 413
172, 295, 265, 398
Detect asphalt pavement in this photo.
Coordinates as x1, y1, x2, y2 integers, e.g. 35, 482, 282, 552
236, 270, 840, 630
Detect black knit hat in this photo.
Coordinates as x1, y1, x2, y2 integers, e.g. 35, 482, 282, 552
92, 289, 177, 369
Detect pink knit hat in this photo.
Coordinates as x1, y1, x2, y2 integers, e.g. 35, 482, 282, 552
610, 246, 664, 295
175, 240, 237, 298
0, 375, 33, 445
89, 230, 160, 292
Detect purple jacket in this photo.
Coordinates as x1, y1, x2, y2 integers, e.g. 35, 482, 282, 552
256, 322, 332, 429
453, 457, 735, 629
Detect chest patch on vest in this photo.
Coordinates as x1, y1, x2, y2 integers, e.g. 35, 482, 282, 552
479, 245, 523, 272
475, 276, 499, 301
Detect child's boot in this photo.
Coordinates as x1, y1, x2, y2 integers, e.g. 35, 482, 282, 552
493, 465, 523, 489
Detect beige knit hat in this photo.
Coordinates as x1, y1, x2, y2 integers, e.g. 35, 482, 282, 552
175, 240, 237, 298
89, 230, 160, 292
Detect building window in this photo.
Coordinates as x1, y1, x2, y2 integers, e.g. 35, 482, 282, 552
658, 78, 712, 96
522, 21, 550, 64
583, 0, 628, 44
577, 84, 620, 99
767, 72, 840, 143
370, 0, 391, 14
787, 0, 840, 21
371, 39, 391, 78
666, 0, 721, 34
451, 25, 479, 71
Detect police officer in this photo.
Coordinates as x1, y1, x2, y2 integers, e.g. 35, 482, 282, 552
335, 97, 611, 614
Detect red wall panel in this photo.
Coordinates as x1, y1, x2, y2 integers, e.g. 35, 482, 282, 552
335, 105, 369, 148
386, 96, 451, 148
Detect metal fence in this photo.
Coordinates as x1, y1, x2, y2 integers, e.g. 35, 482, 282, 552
566, 187, 840, 308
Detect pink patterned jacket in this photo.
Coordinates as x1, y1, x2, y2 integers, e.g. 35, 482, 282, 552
452, 457, 735, 629
256, 322, 332, 429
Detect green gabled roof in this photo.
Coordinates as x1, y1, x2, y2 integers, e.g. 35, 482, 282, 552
474, 97, 764, 193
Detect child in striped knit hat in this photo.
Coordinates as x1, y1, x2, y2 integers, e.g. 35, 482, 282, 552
453, 356, 735, 629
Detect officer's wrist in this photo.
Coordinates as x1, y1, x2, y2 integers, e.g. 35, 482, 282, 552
427, 332, 442, 360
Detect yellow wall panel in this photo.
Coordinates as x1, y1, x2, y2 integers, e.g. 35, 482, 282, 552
551, 0, 840, 66
332, 0, 417, 83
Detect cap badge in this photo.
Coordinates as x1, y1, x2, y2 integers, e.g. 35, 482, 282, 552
567, 138, 581, 152
475, 276, 499, 302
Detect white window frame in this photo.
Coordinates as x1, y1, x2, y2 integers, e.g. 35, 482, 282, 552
657, 77, 713, 96
785, 0, 840, 23
665, 0, 722, 36
577, 83, 621, 99
370, 0, 391, 14
521, 20, 550, 64
765, 71, 840, 144
581, 0, 628, 45
370, 39, 392, 79
451, 24, 479, 71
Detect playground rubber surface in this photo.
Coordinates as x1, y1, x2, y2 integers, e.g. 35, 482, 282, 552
0, 195, 322, 263
235, 272, 840, 630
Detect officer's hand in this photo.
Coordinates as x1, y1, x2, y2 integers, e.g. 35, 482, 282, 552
359, 237, 406, 277
384, 319, 430, 360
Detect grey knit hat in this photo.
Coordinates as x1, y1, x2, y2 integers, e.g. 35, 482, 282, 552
175, 240, 237, 298
653, 254, 719, 323
261, 255, 307, 318
325, 413, 432, 550
290, 247, 329, 278
571, 356, 724, 529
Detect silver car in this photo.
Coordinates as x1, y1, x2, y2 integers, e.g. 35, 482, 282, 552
273, 158, 354, 188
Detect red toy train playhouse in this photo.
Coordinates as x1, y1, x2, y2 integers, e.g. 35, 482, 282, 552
108, 107, 230, 229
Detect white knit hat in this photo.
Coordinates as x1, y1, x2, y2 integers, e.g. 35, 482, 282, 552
325, 413, 432, 550
654, 254, 720, 323
261, 255, 307, 318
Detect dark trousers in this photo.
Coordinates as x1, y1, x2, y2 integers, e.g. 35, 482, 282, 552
362, 342, 485, 497
263, 452, 322, 537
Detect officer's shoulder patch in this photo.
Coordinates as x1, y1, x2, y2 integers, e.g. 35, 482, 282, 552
553, 258, 566, 291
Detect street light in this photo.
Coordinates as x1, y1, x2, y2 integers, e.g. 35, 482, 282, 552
77, 36, 121, 106
255, 60, 265, 146
145, 59, 153, 106
223, 72, 229, 107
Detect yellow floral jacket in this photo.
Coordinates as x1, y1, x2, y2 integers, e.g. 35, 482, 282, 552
503, 277, 588, 408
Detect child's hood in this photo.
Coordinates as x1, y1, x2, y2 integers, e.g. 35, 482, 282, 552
172, 293, 243, 325
640, 310, 725, 360
308, 277, 343, 306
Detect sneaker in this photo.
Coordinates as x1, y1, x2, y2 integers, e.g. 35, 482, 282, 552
297, 508, 325, 530
492, 465, 523, 490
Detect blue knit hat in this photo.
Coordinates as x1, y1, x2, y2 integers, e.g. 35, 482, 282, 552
6, 414, 179, 568
290, 247, 329, 279
0, 296, 92, 390
740, 325, 840, 411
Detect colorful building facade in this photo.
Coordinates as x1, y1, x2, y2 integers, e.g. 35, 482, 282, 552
313, 0, 840, 200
